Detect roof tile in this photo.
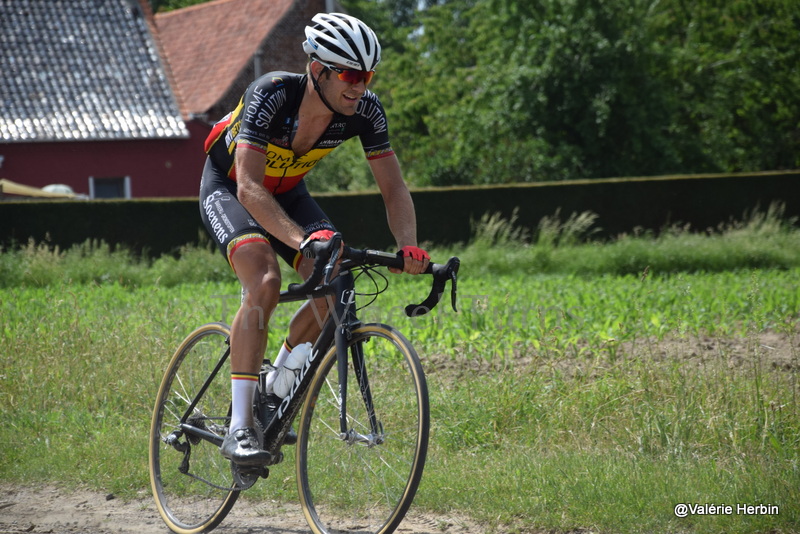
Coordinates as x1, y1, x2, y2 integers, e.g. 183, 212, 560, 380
0, 0, 188, 142
155, 0, 295, 117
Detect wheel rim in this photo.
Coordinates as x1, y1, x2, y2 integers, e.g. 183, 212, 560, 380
149, 324, 239, 533
297, 325, 429, 534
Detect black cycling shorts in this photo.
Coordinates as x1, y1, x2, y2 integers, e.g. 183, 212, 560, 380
199, 157, 335, 271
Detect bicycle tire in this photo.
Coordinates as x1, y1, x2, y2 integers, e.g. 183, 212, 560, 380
149, 322, 239, 534
296, 323, 430, 534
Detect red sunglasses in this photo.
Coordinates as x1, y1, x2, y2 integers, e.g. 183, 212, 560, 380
317, 60, 375, 85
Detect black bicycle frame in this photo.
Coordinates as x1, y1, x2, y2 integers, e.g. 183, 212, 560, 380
177, 338, 231, 448
178, 267, 384, 455
261, 268, 378, 452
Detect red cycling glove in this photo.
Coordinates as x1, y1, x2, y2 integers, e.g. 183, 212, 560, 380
299, 230, 336, 257
304, 229, 335, 242
398, 245, 430, 262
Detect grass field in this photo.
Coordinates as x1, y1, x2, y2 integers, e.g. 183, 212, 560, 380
1, 209, 798, 533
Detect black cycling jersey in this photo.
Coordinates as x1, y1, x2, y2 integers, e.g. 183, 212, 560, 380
199, 159, 334, 270
204, 72, 394, 194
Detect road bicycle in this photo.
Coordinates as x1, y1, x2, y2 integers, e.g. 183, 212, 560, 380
149, 233, 459, 534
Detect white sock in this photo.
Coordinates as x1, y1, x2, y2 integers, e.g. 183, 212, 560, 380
264, 340, 292, 395
230, 373, 258, 432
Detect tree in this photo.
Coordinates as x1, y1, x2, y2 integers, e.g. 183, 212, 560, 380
655, 0, 800, 171
344, 0, 799, 185
159, 0, 799, 185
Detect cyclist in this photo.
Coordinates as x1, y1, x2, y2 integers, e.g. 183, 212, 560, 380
199, 12, 430, 466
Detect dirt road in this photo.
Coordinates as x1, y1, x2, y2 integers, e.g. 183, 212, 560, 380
0, 484, 486, 534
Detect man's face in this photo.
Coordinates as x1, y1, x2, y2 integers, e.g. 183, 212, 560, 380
315, 61, 373, 115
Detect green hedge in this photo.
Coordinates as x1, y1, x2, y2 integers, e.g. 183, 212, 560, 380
1, 171, 797, 256
0, 198, 203, 256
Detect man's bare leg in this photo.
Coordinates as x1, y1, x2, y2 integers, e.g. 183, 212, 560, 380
221, 242, 281, 466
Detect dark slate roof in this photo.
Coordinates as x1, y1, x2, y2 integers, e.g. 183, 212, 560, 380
0, 0, 188, 142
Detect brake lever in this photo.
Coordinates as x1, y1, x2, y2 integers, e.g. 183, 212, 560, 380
286, 233, 342, 295
322, 239, 342, 285
449, 258, 459, 312
404, 256, 460, 317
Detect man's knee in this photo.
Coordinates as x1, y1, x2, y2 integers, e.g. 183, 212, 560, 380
233, 241, 282, 314
244, 271, 282, 309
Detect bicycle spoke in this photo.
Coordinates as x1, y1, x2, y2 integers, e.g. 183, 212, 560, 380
149, 323, 239, 533
297, 325, 429, 534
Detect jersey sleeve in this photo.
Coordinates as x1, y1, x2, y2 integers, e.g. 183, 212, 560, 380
236, 74, 293, 152
357, 91, 395, 160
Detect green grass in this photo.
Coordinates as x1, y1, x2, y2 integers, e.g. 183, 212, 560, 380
421, 351, 799, 533
1, 210, 799, 533
459, 202, 800, 277
0, 239, 236, 288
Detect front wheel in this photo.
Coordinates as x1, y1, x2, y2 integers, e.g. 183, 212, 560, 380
149, 322, 239, 534
296, 323, 430, 534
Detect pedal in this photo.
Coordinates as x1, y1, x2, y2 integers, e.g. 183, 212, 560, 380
231, 462, 269, 490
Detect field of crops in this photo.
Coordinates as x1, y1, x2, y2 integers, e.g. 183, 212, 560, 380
1, 211, 798, 533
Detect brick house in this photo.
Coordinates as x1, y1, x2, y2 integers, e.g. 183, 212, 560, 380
156, 0, 333, 124
0, 0, 329, 199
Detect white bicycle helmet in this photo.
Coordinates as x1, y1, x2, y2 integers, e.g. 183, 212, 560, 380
302, 12, 381, 71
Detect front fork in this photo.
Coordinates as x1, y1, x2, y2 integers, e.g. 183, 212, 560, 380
331, 272, 379, 440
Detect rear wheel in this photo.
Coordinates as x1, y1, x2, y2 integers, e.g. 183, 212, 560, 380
149, 323, 239, 534
296, 323, 430, 534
